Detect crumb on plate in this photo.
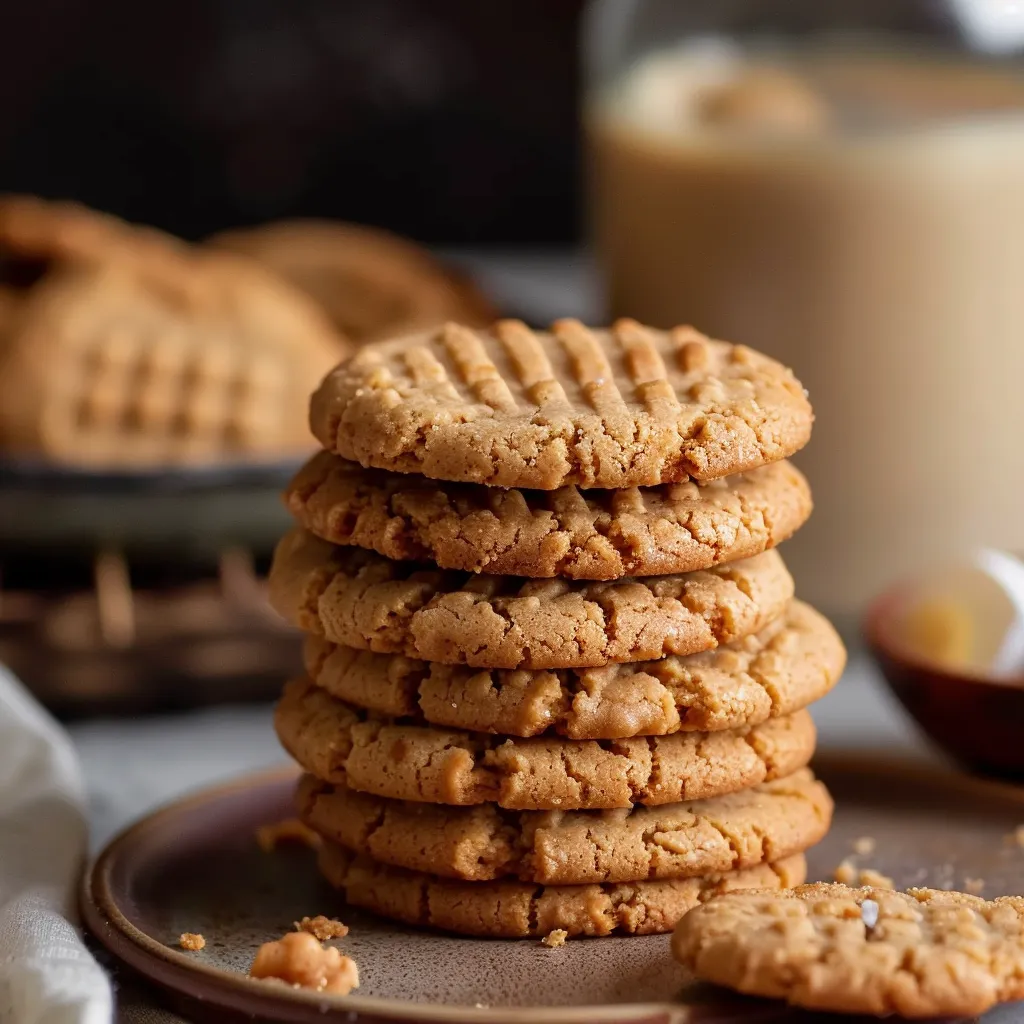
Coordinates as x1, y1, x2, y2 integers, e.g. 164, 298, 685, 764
295, 915, 349, 941
179, 932, 205, 951
1007, 825, 1024, 848
255, 818, 322, 853
833, 859, 894, 889
857, 867, 895, 889
963, 877, 985, 894
852, 836, 876, 856
833, 858, 856, 885
250, 931, 359, 995
541, 929, 568, 948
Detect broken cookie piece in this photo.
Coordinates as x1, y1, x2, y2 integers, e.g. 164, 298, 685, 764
673, 882, 1024, 1017
250, 931, 359, 996
295, 915, 349, 941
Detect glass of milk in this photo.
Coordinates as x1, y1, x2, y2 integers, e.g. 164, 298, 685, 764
584, 0, 1024, 628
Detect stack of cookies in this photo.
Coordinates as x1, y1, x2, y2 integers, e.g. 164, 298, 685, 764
268, 318, 845, 939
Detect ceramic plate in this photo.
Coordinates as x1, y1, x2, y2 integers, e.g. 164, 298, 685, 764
82, 754, 1024, 1023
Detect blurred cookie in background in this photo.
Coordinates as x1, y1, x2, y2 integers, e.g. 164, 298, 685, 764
0, 198, 347, 469
0, 193, 188, 288
209, 219, 497, 343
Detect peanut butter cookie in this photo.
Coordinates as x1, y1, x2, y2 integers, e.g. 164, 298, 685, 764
317, 842, 807, 938
286, 451, 812, 580
209, 219, 496, 343
268, 529, 794, 670
296, 768, 832, 885
276, 678, 816, 810
309, 319, 813, 489
0, 259, 343, 466
672, 883, 1024, 1018
301, 600, 844, 738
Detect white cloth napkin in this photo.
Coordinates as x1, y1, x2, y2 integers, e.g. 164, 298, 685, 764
0, 666, 113, 1024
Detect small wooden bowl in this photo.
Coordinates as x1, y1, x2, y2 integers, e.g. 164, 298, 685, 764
865, 586, 1024, 780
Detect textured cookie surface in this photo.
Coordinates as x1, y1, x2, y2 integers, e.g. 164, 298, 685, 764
210, 219, 496, 342
303, 600, 845, 738
276, 678, 816, 810
317, 843, 807, 938
297, 767, 832, 884
672, 883, 1024, 1018
287, 451, 812, 580
309, 319, 813, 489
0, 221, 346, 467
268, 529, 794, 670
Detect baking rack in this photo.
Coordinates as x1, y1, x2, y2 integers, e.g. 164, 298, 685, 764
0, 458, 304, 716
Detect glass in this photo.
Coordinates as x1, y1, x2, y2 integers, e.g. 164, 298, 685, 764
584, 0, 1024, 627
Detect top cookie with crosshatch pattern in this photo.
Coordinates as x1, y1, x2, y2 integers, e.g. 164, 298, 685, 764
309, 319, 814, 490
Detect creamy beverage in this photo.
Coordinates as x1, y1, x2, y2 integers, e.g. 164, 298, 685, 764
588, 45, 1024, 622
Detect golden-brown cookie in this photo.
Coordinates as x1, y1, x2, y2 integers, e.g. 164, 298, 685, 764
268, 529, 794, 669
672, 883, 1024, 1018
0, 193, 182, 273
286, 451, 812, 580
309, 319, 813, 489
276, 678, 817, 810
208, 219, 497, 343
302, 600, 844, 738
317, 842, 807, 938
0, 256, 343, 467
297, 767, 832, 884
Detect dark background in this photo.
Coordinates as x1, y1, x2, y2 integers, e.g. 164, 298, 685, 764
0, 0, 585, 244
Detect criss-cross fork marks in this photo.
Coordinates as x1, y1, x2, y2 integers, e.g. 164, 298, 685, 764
399, 318, 713, 418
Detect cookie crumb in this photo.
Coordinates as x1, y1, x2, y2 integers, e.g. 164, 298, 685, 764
541, 929, 568, 948
1006, 825, 1024, 848
858, 868, 895, 890
963, 877, 985, 894
852, 836, 876, 856
833, 860, 894, 889
295, 915, 349, 941
250, 931, 359, 995
255, 818, 322, 853
179, 932, 205, 951
833, 858, 856, 884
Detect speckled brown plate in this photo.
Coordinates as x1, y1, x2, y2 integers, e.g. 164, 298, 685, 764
81, 754, 1024, 1024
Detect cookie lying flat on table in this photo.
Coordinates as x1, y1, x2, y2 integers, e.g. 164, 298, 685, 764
276, 678, 817, 810
309, 319, 813, 490
268, 529, 794, 670
286, 451, 812, 580
672, 883, 1024, 1018
302, 600, 845, 738
297, 768, 832, 885
316, 842, 807, 938
209, 219, 496, 343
